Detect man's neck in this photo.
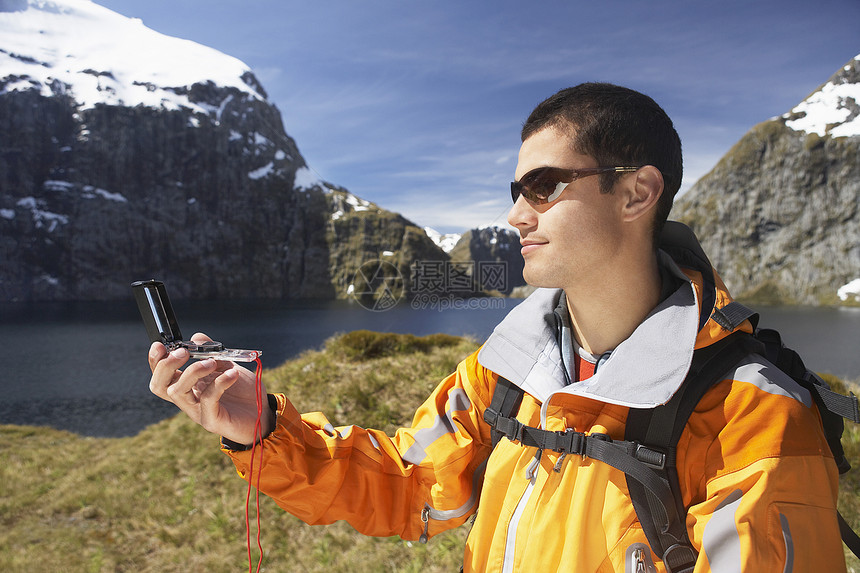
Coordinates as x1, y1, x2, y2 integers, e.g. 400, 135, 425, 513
564, 253, 663, 356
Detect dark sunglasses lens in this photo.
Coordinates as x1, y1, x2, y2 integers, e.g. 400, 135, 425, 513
511, 168, 563, 204
511, 182, 529, 204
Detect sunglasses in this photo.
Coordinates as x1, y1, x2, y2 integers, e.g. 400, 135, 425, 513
511, 166, 640, 205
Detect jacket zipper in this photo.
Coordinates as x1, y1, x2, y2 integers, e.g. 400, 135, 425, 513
502, 449, 542, 573
626, 544, 655, 573
633, 547, 646, 573
419, 506, 430, 543
419, 498, 478, 543
417, 460, 488, 544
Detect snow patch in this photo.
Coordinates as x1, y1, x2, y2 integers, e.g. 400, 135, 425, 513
783, 56, 860, 138
17, 196, 69, 231
329, 191, 372, 220
252, 132, 271, 148
424, 226, 462, 253
837, 278, 860, 302
248, 162, 273, 180
85, 185, 127, 202
43, 180, 76, 192
293, 166, 324, 191
43, 180, 127, 201
344, 193, 370, 212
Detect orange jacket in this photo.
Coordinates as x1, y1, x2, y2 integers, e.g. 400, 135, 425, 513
225, 248, 845, 572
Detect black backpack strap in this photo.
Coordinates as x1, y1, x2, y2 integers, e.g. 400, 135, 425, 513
810, 380, 860, 424
839, 511, 860, 557
710, 300, 759, 331
624, 332, 760, 572
484, 378, 686, 530
483, 376, 524, 448
757, 328, 860, 423
755, 327, 859, 472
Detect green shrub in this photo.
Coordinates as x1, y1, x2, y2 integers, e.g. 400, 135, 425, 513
326, 330, 463, 361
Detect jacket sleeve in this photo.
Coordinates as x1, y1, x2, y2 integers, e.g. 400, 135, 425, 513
679, 358, 847, 572
222, 349, 495, 540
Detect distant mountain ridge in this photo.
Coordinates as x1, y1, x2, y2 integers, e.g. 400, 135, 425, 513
0, 0, 446, 301
673, 54, 860, 306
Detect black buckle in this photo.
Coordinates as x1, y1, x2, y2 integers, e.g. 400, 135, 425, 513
662, 543, 697, 573
551, 429, 573, 453
634, 444, 666, 470
547, 429, 587, 454
495, 416, 524, 442
483, 408, 499, 426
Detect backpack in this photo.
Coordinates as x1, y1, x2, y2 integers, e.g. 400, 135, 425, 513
481, 223, 860, 573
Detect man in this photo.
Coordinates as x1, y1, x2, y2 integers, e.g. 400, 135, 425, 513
148, 83, 846, 571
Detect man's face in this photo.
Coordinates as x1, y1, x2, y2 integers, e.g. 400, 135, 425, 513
507, 126, 627, 291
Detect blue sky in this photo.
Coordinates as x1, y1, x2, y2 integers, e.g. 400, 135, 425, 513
96, 0, 859, 234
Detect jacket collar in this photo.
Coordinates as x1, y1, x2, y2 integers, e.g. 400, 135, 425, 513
477, 251, 704, 408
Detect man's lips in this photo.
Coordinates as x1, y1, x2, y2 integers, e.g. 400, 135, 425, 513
520, 239, 547, 255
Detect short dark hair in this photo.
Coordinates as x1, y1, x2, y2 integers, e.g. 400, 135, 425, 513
522, 83, 682, 242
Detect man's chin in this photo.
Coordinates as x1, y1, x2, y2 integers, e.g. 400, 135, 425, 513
521, 270, 558, 290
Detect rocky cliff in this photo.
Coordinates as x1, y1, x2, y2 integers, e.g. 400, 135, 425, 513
448, 226, 525, 295
0, 0, 445, 301
672, 54, 860, 305
326, 188, 448, 304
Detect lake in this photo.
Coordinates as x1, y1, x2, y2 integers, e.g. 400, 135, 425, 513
1, 298, 858, 437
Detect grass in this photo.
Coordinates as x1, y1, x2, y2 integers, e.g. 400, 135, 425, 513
0, 332, 477, 573
1, 331, 858, 571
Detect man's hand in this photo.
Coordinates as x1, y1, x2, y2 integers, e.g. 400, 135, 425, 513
148, 332, 274, 445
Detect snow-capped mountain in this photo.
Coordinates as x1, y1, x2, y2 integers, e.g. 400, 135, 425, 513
0, 0, 443, 301
782, 54, 860, 139
0, 0, 263, 113
673, 53, 860, 306
445, 225, 525, 295
423, 227, 462, 253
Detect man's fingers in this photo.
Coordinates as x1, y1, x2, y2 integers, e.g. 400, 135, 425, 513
165, 358, 219, 405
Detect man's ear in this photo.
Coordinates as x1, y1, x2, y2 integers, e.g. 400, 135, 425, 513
622, 165, 663, 222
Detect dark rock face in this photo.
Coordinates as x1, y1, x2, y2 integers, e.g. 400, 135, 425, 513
0, 77, 448, 301
0, 78, 332, 300
324, 189, 449, 300
672, 56, 860, 306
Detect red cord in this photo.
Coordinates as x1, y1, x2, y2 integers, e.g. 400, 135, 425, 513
245, 358, 264, 573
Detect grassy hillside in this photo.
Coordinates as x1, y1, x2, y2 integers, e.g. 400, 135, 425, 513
1, 332, 858, 571
0, 332, 475, 573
